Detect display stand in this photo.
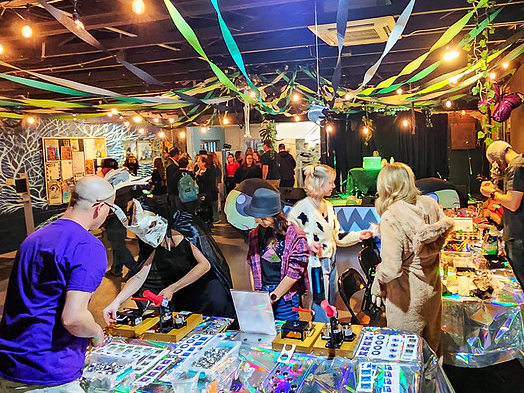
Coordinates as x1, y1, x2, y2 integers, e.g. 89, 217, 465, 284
141, 313, 203, 343
272, 322, 324, 354
312, 324, 363, 358
106, 316, 158, 338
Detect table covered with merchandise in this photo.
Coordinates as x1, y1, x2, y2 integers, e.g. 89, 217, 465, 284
82, 316, 454, 393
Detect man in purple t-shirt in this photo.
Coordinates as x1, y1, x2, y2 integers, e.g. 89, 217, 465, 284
0, 175, 115, 392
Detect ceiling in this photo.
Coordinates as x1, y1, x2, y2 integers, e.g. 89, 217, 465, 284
0, 0, 523, 120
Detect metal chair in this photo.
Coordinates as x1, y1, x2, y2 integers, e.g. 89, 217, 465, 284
338, 268, 367, 324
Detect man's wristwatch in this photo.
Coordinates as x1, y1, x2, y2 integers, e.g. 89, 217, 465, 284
490, 191, 496, 199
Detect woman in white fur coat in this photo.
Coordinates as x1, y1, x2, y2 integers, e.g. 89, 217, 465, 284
371, 163, 453, 355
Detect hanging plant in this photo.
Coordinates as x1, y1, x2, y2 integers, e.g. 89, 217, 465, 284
259, 119, 277, 146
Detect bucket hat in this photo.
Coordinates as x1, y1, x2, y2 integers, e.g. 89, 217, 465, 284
244, 188, 281, 218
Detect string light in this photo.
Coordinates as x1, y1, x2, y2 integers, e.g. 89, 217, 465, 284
249, 91, 257, 99
132, 0, 145, 15
124, 121, 130, 127
396, 88, 403, 95
489, 72, 496, 80
223, 117, 229, 125
111, 108, 118, 114
153, 118, 159, 123
107, 112, 113, 117
132, 116, 142, 123
169, 118, 175, 124
502, 62, 509, 69
0, 44, 4, 55
294, 115, 300, 122
72, 0, 84, 29
21, 25, 33, 38
158, 131, 165, 138
27, 116, 35, 125
402, 119, 409, 128
445, 100, 452, 108
138, 128, 145, 134
200, 126, 208, 133
293, 93, 300, 102
119, 116, 123, 120
179, 131, 186, 139
344, 93, 350, 100
326, 124, 333, 132
461, 110, 466, 115
443, 47, 459, 61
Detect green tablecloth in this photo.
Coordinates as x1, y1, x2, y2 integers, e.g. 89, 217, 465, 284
347, 168, 381, 196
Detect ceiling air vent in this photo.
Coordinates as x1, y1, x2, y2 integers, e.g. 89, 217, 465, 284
308, 16, 397, 46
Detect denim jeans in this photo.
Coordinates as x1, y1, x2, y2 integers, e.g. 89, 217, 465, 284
506, 238, 524, 290
308, 256, 337, 323
261, 284, 299, 321
0, 378, 84, 393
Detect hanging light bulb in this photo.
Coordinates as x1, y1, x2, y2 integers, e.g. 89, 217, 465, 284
461, 110, 466, 115
344, 93, 351, 100
107, 112, 113, 117
396, 88, 403, 95
21, 25, 33, 38
72, 0, 84, 29
402, 119, 409, 128
27, 116, 35, 125
179, 131, 186, 139
293, 93, 300, 102
138, 128, 145, 134
111, 108, 118, 115
169, 118, 175, 124
362, 127, 369, 135
249, 90, 257, 99
294, 115, 300, 122
132, 0, 145, 15
158, 131, 165, 138
153, 117, 159, 123
223, 116, 229, 125
443, 47, 460, 61
124, 121, 130, 127
0, 44, 4, 55
201, 126, 208, 133
326, 124, 333, 133
502, 62, 509, 69
489, 72, 496, 80
133, 116, 142, 123
445, 100, 452, 109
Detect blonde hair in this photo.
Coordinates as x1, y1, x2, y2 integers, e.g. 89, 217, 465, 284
303, 164, 336, 199
375, 162, 420, 216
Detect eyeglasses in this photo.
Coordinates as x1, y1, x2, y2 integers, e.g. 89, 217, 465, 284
93, 200, 116, 212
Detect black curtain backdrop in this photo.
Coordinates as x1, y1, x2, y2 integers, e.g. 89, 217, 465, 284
329, 112, 449, 191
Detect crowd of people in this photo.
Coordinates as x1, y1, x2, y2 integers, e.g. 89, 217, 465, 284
7, 136, 524, 389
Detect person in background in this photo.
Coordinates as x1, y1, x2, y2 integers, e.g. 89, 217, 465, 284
181, 152, 195, 172
0, 176, 114, 392
208, 152, 222, 223
124, 154, 139, 176
173, 156, 198, 215
480, 140, 524, 290
260, 140, 280, 188
234, 150, 243, 166
276, 143, 296, 188
287, 164, 373, 322
371, 163, 453, 356
102, 158, 141, 278
150, 156, 167, 197
166, 147, 181, 215
245, 187, 309, 320
225, 153, 240, 195
245, 147, 254, 159
196, 156, 218, 228
253, 151, 261, 166
234, 153, 262, 184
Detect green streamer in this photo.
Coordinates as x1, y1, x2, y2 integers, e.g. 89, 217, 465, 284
0, 73, 93, 97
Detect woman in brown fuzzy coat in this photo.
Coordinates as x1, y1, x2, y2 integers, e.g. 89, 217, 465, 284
371, 163, 454, 356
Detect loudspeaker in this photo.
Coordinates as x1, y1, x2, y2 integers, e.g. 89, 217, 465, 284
449, 112, 476, 150
279, 187, 306, 205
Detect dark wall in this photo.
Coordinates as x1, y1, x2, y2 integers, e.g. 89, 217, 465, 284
330, 112, 449, 189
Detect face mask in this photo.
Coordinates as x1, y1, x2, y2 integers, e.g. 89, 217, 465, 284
112, 199, 168, 247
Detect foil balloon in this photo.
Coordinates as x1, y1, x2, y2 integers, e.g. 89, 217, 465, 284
224, 178, 279, 231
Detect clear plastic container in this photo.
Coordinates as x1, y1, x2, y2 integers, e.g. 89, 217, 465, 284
83, 353, 136, 390
184, 336, 241, 380
168, 370, 199, 393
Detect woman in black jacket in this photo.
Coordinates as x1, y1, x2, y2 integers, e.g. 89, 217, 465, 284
234, 153, 262, 184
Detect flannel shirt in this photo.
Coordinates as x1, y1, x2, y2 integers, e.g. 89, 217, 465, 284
247, 222, 309, 301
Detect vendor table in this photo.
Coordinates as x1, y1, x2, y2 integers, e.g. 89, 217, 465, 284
83, 321, 455, 393
441, 269, 524, 368
347, 168, 382, 196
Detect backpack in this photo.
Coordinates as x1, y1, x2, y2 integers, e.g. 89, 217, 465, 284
178, 172, 199, 203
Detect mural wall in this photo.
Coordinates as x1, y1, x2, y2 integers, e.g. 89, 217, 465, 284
0, 118, 153, 253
